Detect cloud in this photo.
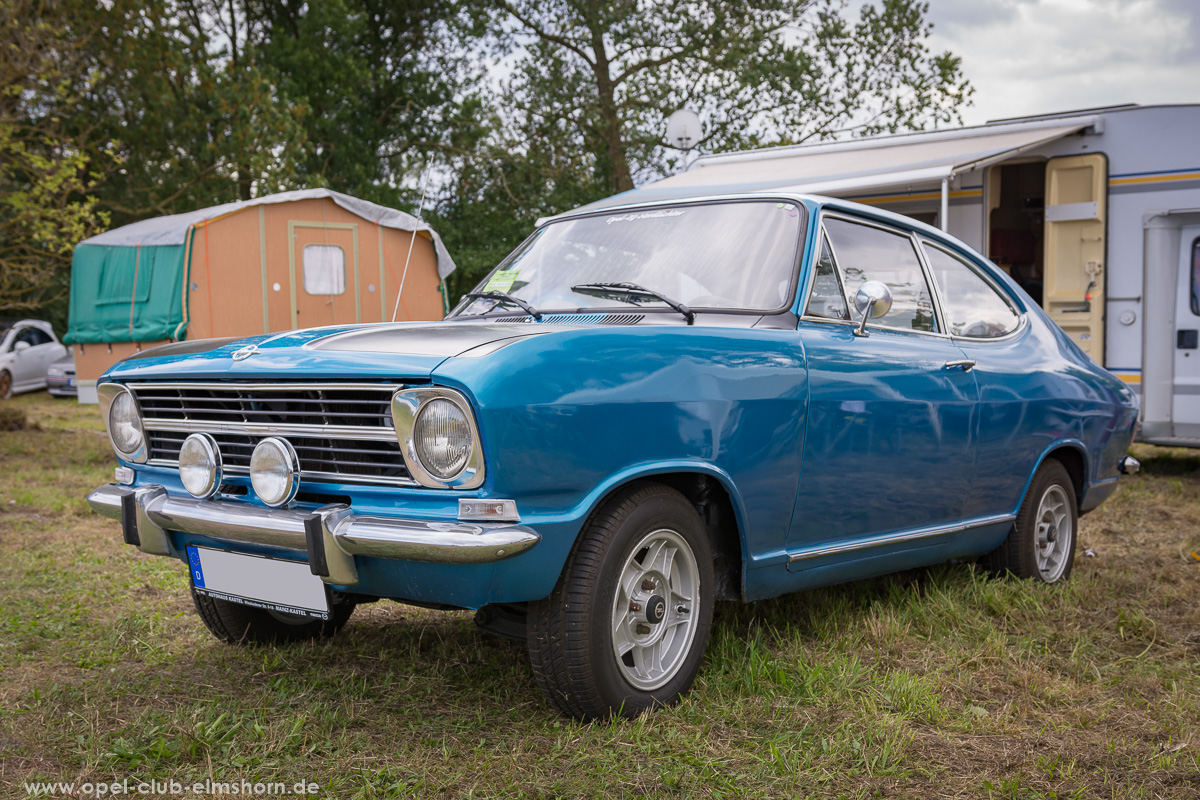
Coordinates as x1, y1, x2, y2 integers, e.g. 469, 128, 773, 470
921, 0, 1199, 124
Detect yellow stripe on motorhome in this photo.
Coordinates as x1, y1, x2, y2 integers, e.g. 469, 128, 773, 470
1109, 171, 1200, 186
1112, 372, 1142, 385
853, 188, 983, 205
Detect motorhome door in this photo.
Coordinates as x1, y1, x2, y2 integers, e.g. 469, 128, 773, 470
1043, 154, 1108, 362
1175, 229, 1200, 436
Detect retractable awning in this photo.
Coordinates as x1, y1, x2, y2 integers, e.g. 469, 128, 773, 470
570, 117, 1095, 219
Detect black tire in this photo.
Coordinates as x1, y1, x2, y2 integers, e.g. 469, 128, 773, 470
0, 370, 11, 399
191, 588, 355, 644
527, 482, 714, 720
984, 459, 1078, 584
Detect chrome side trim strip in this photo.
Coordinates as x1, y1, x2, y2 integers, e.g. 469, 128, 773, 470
126, 382, 402, 393
786, 513, 1016, 562
87, 484, 540, 582
143, 418, 396, 442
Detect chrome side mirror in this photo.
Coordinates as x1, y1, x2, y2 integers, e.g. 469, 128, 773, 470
853, 281, 893, 337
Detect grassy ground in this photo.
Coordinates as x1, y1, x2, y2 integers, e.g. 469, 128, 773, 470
1, 392, 1198, 799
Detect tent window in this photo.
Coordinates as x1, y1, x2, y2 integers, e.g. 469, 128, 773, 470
303, 244, 346, 295
97, 247, 154, 305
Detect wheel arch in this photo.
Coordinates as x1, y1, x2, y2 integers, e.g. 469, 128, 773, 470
574, 461, 750, 601
1018, 440, 1088, 512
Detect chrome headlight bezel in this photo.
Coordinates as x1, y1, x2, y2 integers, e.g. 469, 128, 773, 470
98, 382, 147, 463
249, 436, 301, 508
391, 387, 485, 489
179, 432, 223, 499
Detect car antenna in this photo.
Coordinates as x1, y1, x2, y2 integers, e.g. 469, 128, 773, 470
391, 164, 434, 323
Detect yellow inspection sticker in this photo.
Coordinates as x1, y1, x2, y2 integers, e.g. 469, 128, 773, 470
483, 269, 520, 293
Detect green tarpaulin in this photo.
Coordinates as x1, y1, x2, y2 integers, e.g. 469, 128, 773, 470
64, 241, 188, 344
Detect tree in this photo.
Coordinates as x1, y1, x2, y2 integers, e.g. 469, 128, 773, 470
0, 0, 108, 313
248, 0, 468, 205
68, 0, 307, 220
487, 0, 973, 194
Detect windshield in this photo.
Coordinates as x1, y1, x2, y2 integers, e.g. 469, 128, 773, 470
451, 200, 805, 317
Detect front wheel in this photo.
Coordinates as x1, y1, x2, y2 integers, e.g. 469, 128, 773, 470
191, 589, 355, 644
985, 459, 1078, 583
527, 483, 714, 720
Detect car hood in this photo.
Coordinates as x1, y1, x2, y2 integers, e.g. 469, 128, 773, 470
104, 322, 557, 382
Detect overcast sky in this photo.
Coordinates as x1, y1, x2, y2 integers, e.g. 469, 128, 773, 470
920, 0, 1199, 125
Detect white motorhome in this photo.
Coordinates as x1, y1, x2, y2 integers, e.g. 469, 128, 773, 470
602, 103, 1200, 446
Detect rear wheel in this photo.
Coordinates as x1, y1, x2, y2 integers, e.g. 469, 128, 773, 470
985, 459, 1078, 583
191, 589, 355, 644
527, 483, 714, 720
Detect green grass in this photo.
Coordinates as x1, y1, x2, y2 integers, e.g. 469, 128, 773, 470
2, 392, 1199, 798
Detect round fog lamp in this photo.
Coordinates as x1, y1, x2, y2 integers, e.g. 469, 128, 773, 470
413, 398, 472, 480
250, 437, 300, 507
108, 391, 145, 456
178, 433, 222, 499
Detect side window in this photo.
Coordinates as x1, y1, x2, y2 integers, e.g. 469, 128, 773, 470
923, 243, 1020, 338
303, 244, 346, 296
803, 232, 850, 320
823, 217, 938, 333
27, 328, 53, 346
1191, 237, 1199, 316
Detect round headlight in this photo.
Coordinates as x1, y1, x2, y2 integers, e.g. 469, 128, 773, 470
108, 391, 144, 456
413, 398, 473, 480
179, 433, 222, 499
250, 437, 300, 507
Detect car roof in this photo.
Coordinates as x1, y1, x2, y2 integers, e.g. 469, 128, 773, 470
544, 192, 984, 262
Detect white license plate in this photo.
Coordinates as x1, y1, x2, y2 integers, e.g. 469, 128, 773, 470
187, 546, 330, 619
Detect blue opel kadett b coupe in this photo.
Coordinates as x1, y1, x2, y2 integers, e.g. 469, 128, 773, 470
89, 194, 1140, 719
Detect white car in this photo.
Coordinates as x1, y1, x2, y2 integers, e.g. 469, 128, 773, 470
0, 320, 68, 398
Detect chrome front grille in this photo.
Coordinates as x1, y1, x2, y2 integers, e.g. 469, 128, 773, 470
130, 382, 413, 487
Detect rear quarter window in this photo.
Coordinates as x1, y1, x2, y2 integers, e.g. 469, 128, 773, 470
922, 242, 1021, 338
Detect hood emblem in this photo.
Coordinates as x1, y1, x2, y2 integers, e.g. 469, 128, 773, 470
232, 344, 259, 361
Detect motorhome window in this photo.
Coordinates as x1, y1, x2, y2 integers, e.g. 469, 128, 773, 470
1191, 237, 1199, 316
923, 243, 1020, 338
804, 232, 850, 321
303, 244, 346, 296
823, 218, 938, 333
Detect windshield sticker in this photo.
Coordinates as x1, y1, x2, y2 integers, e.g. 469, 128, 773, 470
605, 210, 686, 225
777, 202, 799, 217
483, 269, 520, 293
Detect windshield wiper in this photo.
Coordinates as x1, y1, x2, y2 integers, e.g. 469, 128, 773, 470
463, 291, 543, 320
570, 282, 694, 325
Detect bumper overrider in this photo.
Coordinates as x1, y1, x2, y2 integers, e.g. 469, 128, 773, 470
87, 484, 540, 587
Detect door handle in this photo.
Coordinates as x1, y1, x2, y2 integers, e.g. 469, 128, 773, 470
944, 359, 976, 372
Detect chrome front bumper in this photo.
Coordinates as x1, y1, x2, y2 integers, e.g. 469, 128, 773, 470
87, 484, 540, 587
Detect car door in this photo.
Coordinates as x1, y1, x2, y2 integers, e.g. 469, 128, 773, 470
8, 327, 41, 388
787, 214, 979, 564
919, 239, 1035, 520
27, 327, 63, 383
